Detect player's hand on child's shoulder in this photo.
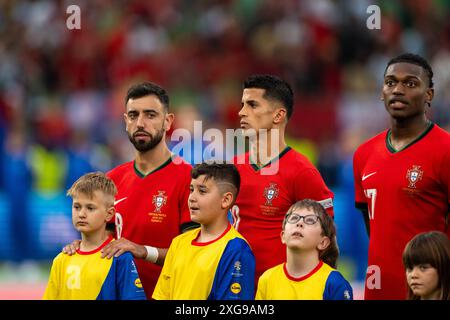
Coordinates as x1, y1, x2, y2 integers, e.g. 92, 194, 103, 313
62, 240, 81, 255
101, 238, 147, 260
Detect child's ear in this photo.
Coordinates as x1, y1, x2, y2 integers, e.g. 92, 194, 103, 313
280, 230, 286, 245
105, 206, 115, 223
221, 192, 234, 209
317, 236, 330, 251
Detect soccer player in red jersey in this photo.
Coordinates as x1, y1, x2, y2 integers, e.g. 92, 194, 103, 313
232, 75, 334, 283
64, 82, 197, 299
353, 53, 450, 300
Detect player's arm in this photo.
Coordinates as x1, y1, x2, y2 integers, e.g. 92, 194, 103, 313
136, 220, 200, 265
355, 203, 370, 237
294, 168, 335, 217
442, 150, 450, 238
62, 229, 114, 256
353, 150, 370, 237
100, 238, 168, 266
99, 220, 197, 266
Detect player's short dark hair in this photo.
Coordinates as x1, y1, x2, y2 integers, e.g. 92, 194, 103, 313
125, 82, 170, 111
283, 199, 339, 268
385, 53, 434, 88
244, 74, 294, 119
191, 162, 241, 201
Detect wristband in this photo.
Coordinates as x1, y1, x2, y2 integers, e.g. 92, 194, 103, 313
144, 246, 159, 263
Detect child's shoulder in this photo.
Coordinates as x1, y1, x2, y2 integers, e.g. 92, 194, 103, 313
51, 252, 72, 264
114, 251, 135, 262
170, 228, 201, 247
228, 226, 250, 244
260, 263, 284, 280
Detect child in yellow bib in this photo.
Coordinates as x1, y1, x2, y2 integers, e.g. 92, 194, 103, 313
256, 199, 352, 300
43, 172, 146, 300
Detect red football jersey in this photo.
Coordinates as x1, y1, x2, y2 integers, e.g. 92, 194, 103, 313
233, 147, 334, 281
353, 123, 450, 300
107, 157, 192, 299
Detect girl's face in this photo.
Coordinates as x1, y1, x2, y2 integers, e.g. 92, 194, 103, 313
406, 264, 441, 299
281, 208, 330, 252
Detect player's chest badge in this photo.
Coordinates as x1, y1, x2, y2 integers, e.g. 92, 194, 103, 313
406, 165, 423, 189
152, 191, 167, 212
264, 183, 279, 206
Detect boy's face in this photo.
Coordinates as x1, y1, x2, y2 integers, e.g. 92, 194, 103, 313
71, 190, 114, 235
188, 175, 231, 225
281, 208, 329, 252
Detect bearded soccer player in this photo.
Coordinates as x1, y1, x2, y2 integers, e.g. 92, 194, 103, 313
233, 74, 334, 283
353, 53, 450, 300
64, 82, 196, 299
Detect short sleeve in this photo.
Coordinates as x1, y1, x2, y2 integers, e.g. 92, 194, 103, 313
255, 272, 268, 300
353, 148, 367, 206
42, 257, 60, 300
440, 150, 450, 237
208, 238, 256, 300
294, 168, 335, 217
116, 253, 147, 300
323, 271, 353, 300
152, 241, 176, 300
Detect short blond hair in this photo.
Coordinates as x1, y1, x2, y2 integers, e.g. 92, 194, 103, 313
67, 172, 117, 207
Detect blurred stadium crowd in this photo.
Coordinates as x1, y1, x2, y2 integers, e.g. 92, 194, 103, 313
0, 0, 449, 293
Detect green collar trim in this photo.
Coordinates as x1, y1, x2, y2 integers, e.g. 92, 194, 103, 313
250, 146, 291, 171
134, 157, 172, 178
386, 121, 434, 153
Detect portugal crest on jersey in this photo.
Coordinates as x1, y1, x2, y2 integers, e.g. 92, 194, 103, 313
406, 165, 423, 188
152, 191, 167, 212
264, 183, 279, 206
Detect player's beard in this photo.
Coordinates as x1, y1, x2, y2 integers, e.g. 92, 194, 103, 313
128, 126, 165, 152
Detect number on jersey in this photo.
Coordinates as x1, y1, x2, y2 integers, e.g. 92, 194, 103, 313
364, 189, 377, 220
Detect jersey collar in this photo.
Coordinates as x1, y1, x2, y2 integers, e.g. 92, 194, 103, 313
76, 236, 113, 255
283, 260, 323, 282
250, 146, 291, 171
133, 156, 173, 178
191, 224, 231, 246
386, 121, 434, 154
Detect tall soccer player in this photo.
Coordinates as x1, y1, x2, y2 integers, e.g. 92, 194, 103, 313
233, 74, 334, 283
64, 82, 197, 299
353, 53, 450, 300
